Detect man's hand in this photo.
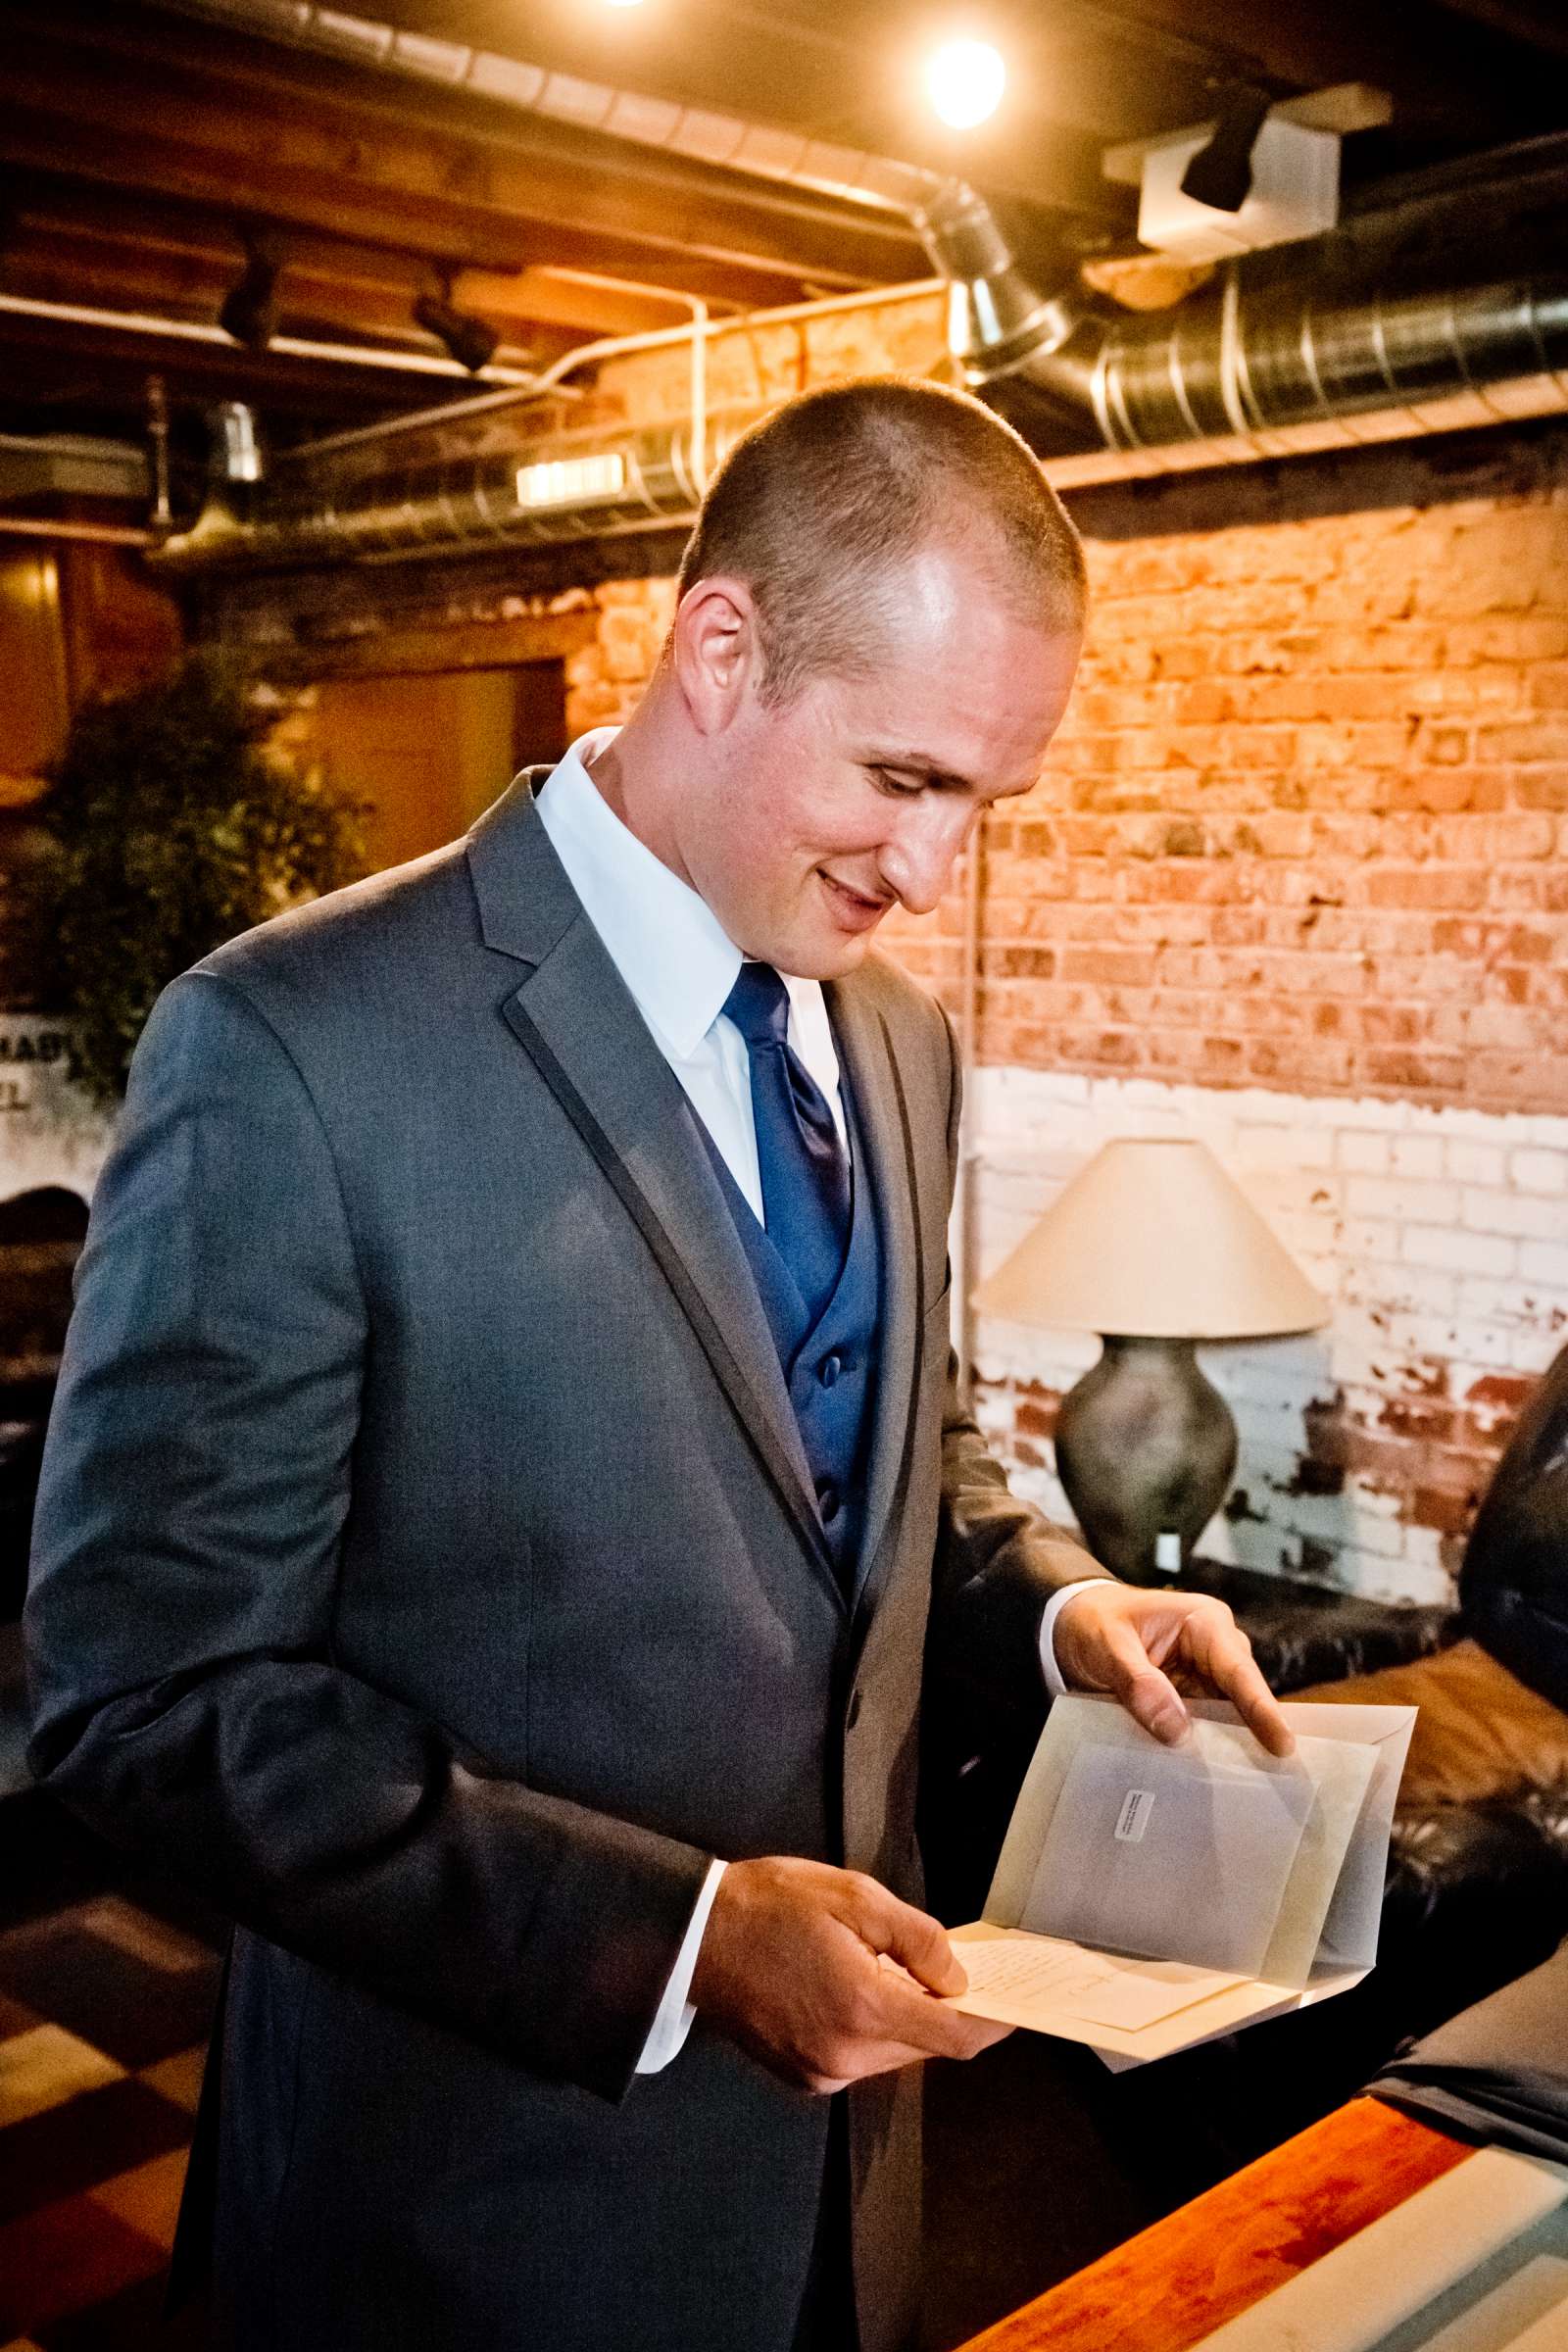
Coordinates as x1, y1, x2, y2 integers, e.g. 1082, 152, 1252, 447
1053, 1582, 1295, 1757
689, 1855, 1012, 2093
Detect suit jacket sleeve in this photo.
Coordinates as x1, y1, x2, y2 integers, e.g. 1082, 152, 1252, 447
926, 1003, 1111, 1726
24, 971, 710, 2101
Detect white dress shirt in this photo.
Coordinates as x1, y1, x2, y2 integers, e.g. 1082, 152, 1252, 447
533, 730, 1099, 2072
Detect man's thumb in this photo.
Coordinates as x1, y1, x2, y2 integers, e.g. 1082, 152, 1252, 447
872, 1896, 966, 1998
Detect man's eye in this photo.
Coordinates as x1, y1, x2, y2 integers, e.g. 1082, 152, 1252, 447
871, 767, 923, 796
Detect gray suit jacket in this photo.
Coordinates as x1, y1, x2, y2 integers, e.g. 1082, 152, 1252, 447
25, 773, 1094, 2352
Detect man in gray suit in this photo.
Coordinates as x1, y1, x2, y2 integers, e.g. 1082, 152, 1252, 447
25, 378, 1288, 2352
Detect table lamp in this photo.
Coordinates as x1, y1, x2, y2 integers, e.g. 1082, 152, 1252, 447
972, 1136, 1328, 1583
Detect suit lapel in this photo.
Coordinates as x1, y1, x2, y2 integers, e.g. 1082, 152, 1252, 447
827, 974, 926, 1611
468, 777, 842, 1607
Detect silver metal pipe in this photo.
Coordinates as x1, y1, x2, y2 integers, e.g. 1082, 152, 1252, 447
149, 403, 773, 573
990, 270, 1568, 479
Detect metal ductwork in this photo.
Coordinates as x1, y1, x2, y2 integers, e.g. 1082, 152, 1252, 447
142, 0, 1568, 573
152, 403, 765, 575
928, 190, 1568, 484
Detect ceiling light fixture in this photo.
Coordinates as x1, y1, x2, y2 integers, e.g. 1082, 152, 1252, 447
413, 279, 502, 373
220, 230, 283, 350
926, 39, 1006, 131
1179, 83, 1273, 214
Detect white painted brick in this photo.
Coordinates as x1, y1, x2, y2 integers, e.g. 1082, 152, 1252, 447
1270, 1487, 1356, 1543
1403, 1225, 1515, 1278
1446, 1142, 1506, 1185
1455, 1277, 1538, 1325
1510, 1148, 1568, 1196
1390, 1137, 1447, 1180
1347, 1176, 1460, 1224
1340, 1267, 1457, 1319
1336, 1132, 1390, 1175
1333, 1096, 1412, 1132
1343, 1507, 1408, 1558
1341, 1218, 1401, 1260
1512, 1113, 1568, 1151
1518, 1240, 1568, 1287
1237, 1125, 1336, 1171
1461, 1188, 1568, 1241
1224, 1516, 1293, 1574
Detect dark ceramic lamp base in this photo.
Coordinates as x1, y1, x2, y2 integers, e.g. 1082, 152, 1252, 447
1054, 1334, 1238, 1586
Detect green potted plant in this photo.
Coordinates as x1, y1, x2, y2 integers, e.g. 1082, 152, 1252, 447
16, 651, 364, 1108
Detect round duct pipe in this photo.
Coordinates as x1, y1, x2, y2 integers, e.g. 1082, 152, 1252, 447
148, 403, 770, 574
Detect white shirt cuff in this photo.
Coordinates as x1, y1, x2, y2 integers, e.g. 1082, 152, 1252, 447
1038, 1579, 1109, 1698
634, 1855, 726, 2075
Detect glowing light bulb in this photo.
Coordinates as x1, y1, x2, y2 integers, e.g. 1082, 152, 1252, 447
925, 38, 1005, 129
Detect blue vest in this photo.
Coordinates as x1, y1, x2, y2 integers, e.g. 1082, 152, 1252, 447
695, 1081, 880, 1590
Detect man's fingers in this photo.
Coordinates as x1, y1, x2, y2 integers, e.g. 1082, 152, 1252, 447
852, 1883, 966, 1997
694, 1857, 1011, 2091
1056, 1587, 1297, 1759
1093, 1617, 1191, 1744
803, 2007, 1011, 2093
1175, 1611, 1296, 1756
867, 1961, 1015, 2062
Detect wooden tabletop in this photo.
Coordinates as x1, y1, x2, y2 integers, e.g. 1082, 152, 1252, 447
954, 2096, 1475, 2352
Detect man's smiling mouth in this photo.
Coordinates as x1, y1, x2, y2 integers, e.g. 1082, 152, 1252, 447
820, 872, 893, 927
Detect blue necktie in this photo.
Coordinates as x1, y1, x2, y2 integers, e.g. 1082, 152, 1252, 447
722, 962, 850, 1322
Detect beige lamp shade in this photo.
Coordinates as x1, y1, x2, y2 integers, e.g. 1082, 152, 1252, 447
972, 1136, 1329, 1341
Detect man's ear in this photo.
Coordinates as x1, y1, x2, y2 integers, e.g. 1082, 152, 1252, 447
672, 575, 760, 734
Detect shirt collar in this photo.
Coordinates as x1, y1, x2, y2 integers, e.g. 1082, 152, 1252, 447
534, 728, 744, 1062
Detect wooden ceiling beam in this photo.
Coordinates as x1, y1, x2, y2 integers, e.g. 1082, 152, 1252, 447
10, 171, 841, 329
3, 9, 926, 292
7, 188, 795, 352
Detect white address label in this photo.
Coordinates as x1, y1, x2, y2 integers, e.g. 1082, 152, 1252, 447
1115, 1788, 1155, 1843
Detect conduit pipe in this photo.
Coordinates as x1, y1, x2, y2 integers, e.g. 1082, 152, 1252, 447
277, 278, 944, 469
0, 516, 159, 547
938, 195, 1568, 481
0, 291, 545, 388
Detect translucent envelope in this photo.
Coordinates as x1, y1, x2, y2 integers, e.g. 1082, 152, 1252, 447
944, 1691, 1416, 2067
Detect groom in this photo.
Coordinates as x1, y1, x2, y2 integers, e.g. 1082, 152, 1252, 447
26, 376, 1288, 2351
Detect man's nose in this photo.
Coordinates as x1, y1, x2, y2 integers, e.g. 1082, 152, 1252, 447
877, 807, 973, 915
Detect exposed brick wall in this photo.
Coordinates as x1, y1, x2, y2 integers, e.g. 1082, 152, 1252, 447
883, 423, 1568, 1123
565, 579, 679, 735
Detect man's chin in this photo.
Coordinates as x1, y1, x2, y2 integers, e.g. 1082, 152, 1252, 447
786, 926, 876, 982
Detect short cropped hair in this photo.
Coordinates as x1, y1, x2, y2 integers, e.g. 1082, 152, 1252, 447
676, 376, 1086, 705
